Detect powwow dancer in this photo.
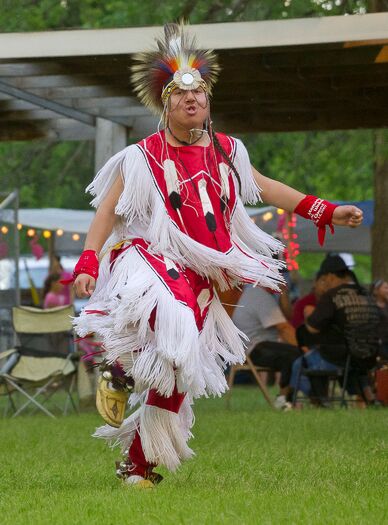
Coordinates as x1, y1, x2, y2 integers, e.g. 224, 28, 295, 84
72, 23, 363, 488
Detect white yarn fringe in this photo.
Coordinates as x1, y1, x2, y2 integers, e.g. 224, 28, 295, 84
140, 404, 194, 471
74, 247, 247, 399
231, 199, 285, 259
147, 204, 284, 291
86, 145, 152, 226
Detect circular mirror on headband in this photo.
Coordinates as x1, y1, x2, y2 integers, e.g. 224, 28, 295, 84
181, 72, 194, 86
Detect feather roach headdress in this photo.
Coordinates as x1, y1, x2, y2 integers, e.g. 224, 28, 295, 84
131, 22, 220, 114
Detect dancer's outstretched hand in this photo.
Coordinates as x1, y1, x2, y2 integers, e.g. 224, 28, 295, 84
332, 205, 363, 228
74, 273, 96, 298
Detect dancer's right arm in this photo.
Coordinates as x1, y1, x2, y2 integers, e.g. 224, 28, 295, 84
74, 175, 124, 298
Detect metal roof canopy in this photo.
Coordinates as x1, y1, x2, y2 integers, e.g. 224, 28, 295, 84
0, 13, 387, 141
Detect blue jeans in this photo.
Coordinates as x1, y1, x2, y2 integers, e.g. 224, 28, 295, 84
290, 349, 339, 396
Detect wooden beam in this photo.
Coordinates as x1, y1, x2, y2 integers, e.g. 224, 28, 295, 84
25, 85, 130, 100
0, 61, 68, 76
38, 51, 386, 80
1, 73, 131, 90
0, 96, 141, 113
344, 38, 388, 48
0, 118, 96, 141
376, 45, 388, 63
0, 99, 36, 111
213, 85, 388, 103
65, 96, 137, 109
214, 108, 388, 133
0, 109, 60, 121
0, 80, 131, 127
213, 97, 387, 114
220, 46, 382, 69
0, 79, 95, 126
0, 13, 387, 59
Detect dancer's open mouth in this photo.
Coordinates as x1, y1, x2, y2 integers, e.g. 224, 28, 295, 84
185, 105, 197, 115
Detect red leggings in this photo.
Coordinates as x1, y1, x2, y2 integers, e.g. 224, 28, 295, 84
128, 386, 186, 477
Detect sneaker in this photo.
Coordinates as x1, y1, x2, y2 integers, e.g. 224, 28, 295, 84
274, 395, 292, 411
116, 461, 160, 489
96, 374, 129, 427
367, 399, 383, 408
124, 475, 155, 489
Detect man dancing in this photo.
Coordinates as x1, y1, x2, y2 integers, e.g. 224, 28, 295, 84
72, 23, 363, 488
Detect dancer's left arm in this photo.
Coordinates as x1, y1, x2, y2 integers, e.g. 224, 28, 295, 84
251, 166, 363, 228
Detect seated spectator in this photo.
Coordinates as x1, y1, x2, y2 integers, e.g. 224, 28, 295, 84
51, 254, 73, 304
298, 255, 381, 405
232, 284, 302, 410
43, 273, 71, 309
371, 279, 388, 361
291, 273, 327, 329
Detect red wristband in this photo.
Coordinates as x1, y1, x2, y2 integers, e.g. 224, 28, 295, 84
60, 250, 99, 284
294, 195, 338, 246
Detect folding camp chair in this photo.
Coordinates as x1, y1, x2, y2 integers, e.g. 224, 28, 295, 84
292, 353, 352, 408
0, 305, 78, 418
226, 354, 274, 408
292, 322, 380, 408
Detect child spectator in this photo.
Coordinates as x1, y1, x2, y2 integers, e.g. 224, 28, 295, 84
42, 273, 70, 309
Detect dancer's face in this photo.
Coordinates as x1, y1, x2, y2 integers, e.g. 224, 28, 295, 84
167, 87, 209, 131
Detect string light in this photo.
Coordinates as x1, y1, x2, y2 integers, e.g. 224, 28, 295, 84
56, 229, 64, 237
263, 212, 273, 222
72, 233, 80, 241
17, 223, 22, 230
27, 229, 35, 237
43, 230, 52, 239
277, 208, 285, 215
1, 225, 8, 234
282, 213, 300, 271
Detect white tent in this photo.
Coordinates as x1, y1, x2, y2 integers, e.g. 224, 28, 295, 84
2, 208, 95, 234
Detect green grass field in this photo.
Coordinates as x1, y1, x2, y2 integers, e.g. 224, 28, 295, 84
0, 387, 387, 525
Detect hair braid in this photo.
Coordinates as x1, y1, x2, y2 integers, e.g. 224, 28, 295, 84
211, 129, 242, 195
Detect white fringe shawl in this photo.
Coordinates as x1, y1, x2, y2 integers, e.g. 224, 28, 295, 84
84, 138, 284, 291
73, 246, 246, 400
93, 395, 195, 472
86, 144, 152, 226
146, 199, 284, 291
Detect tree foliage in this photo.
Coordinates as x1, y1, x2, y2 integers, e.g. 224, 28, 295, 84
0, 141, 94, 209
0, 0, 384, 32
242, 129, 374, 201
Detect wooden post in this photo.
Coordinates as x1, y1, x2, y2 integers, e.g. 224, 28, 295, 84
372, 129, 388, 281
94, 118, 128, 172
369, 0, 388, 281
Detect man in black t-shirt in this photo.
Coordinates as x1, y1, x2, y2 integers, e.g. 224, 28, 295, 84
305, 255, 381, 403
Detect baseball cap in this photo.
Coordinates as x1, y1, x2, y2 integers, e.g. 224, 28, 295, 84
317, 254, 349, 277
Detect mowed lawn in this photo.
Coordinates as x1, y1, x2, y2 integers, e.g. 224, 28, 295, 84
0, 387, 387, 525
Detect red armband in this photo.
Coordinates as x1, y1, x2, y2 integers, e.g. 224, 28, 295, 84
294, 195, 338, 246
60, 250, 99, 284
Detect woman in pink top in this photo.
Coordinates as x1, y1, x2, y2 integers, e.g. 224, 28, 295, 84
51, 254, 73, 304
43, 273, 70, 309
